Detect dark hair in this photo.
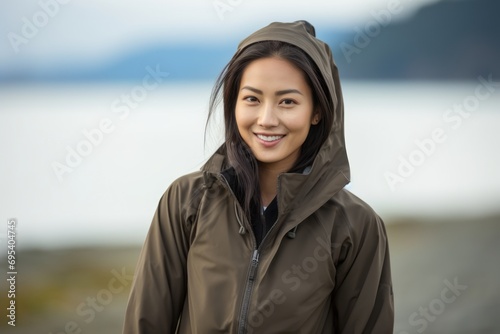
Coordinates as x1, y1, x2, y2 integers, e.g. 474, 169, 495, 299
206, 31, 333, 223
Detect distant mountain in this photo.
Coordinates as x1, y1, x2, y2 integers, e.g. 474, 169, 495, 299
1, 44, 238, 83
69, 44, 237, 82
331, 0, 500, 80
1, 0, 498, 82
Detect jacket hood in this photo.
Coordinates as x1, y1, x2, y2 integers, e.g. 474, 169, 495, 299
205, 21, 350, 223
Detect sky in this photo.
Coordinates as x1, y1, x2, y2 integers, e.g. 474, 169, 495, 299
0, 0, 441, 70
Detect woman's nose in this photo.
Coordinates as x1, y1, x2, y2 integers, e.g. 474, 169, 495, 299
257, 103, 279, 128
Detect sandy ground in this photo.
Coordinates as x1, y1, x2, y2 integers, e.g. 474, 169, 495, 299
1, 215, 499, 334
388, 215, 500, 334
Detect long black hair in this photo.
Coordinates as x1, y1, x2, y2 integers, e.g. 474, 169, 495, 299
206, 22, 333, 223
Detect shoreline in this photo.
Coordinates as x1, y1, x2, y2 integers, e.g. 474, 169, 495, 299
1, 216, 499, 333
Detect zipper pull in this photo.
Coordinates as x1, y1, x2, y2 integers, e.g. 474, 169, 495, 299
252, 249, 259, 264
249, 250, 259, 281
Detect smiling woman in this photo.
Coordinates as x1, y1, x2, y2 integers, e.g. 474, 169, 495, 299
123, 20, 394, 334
214, 36, 335, 225
235, 57, 318, 206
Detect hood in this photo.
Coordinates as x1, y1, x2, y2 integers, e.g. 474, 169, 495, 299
204, 21, 350, 223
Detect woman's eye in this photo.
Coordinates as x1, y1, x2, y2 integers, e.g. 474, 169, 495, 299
244, 96, 258, 103
280, 99, 296, 106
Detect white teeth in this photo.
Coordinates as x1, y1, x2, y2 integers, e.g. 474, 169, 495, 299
257, 134, 283, 142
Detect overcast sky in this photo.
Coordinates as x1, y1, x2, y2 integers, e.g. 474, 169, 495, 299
1, 0, 440, 68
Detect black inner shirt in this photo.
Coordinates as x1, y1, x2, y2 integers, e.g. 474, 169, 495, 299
253, 197, 278, 247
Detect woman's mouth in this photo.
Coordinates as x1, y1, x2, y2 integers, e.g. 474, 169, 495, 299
255, 133, 285, 147
256, 134, 284, 142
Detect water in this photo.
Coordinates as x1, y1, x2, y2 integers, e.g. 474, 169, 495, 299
1, 81, 499, 248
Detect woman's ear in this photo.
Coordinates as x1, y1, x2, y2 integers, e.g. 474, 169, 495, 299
311, 112, 321, 125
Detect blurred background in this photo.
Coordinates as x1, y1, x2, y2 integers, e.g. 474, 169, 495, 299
1, 0, 499, 333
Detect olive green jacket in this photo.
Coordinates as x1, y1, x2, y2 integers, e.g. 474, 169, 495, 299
123, 21, 394, 334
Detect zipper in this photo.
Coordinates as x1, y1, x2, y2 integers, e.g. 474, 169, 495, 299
215, 172, 279, 334
237, 216, 282, 333
215, 174, 260, 334
237, 249, 259, 334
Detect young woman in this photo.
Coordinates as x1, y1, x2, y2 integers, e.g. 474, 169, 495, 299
123, 21, 394, 333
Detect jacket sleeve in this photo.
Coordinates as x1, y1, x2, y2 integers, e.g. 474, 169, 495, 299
332, 210, 394, 333
123, 178, 197, 333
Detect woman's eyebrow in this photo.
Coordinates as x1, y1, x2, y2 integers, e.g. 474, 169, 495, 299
241, 86, 263, 94
241, 86, 303, 96
275, 89, 303, 96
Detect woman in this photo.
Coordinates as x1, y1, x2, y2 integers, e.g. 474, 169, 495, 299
123, 21, 394, 333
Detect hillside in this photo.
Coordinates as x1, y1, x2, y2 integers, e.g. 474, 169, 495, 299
331, 0, 500, 80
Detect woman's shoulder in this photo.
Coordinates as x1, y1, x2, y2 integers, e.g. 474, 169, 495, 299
158, 151, 227, 213
163, 170, 207, 198
155, 171, 209, 221
329, 188, 386, 237
333, 188, 378, 216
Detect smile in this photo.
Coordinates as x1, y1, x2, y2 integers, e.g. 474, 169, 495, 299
256, 134, 284, 142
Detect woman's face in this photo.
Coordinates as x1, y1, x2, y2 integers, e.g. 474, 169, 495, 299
235, 57, 317, 172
